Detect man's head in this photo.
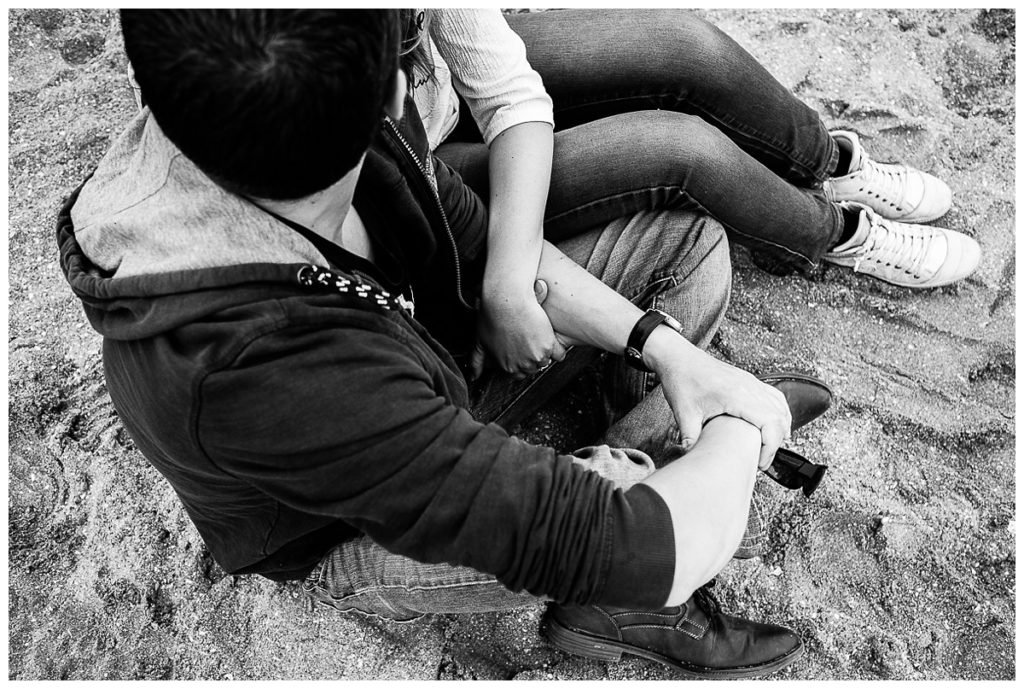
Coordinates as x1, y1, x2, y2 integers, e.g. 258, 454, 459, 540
120, 9, 402, 200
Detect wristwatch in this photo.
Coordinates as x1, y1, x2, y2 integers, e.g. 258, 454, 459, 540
624, 308, 684, 372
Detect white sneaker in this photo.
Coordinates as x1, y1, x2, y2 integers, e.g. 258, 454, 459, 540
823, 203, 980, 288
825, 130, 952, 223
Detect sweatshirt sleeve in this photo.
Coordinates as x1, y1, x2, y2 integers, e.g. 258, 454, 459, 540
430, 8, 554, 145
197, 317, 673, 607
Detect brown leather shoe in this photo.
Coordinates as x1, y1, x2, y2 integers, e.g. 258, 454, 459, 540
542, 583, 803, 678
758, 371, 833, 432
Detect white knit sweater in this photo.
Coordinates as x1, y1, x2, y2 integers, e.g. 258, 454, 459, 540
413, 9, 554, 150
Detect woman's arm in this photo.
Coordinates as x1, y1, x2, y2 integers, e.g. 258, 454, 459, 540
430, 10, 561, 375
477, 121, 561, 376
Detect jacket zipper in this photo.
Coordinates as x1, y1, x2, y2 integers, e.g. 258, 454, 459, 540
383, 116, 472, 310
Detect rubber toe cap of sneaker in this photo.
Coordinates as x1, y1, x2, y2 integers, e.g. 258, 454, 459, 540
901, 172, 952, 223
931, 230, 981, 286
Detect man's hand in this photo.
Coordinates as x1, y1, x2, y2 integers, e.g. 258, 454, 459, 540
644, 326, 791, 469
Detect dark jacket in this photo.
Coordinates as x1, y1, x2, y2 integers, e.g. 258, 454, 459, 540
57, 104, 674, 608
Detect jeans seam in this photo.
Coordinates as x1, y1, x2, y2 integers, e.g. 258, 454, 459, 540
374, 590, 405, 617
547, 185, 825, 266
556, 90, 834, 184
707, 107, 827, 182
554, 90, 682, 117
681, 91, 835, 183
308, 595, 425, 624
677, 191, 825, 266
546, 185, 685, 225
341, 578, 501, 597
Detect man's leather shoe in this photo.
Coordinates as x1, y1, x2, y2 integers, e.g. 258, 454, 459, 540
758, 371, 833, 432
542, 583, 804, 678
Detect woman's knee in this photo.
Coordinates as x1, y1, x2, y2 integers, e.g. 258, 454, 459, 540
569, 110, 732, 184
625, 10, 740, 71
639, 110, 733, 169
635, 9, 728, 45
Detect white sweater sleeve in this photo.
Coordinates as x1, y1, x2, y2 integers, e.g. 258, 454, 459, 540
429, 9, 554, 146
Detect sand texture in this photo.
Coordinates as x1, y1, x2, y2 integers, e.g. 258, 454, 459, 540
8, 8, 1015, 680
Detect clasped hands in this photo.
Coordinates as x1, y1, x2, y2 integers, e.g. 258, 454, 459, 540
471, 278, 569, 380
472, 279, 791, 468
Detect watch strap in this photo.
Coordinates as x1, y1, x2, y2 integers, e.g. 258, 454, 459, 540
625, 309, 679, 372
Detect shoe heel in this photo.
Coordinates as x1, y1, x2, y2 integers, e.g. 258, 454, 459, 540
542, 617, 623, 663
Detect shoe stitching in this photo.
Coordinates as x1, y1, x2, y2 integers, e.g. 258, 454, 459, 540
610, 608, 683, 620
590, 605, 624, 641
678, 613, 709, 635
620, 621, 705, 640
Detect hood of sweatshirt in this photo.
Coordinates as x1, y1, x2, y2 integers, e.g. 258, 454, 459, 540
71, 111, 331, 278
58, 110, 336, 341
60, 98, 486, 360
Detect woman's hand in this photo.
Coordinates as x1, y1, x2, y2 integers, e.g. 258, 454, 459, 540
476, 279, 567, 379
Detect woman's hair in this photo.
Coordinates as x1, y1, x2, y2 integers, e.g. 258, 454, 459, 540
399, 9, 436, 89
121, 9, 402, 200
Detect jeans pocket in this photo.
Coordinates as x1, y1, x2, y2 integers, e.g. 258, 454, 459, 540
630, 273, 677, 307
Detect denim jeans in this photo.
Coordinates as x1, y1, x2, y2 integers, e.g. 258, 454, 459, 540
301, 209, 758, 621
437, 9, 843, 268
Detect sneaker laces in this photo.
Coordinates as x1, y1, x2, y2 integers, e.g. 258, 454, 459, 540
851, 211, 933, 278
857, 155, 908, 208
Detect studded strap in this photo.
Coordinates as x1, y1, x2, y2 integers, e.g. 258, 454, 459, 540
296, 264, 415, 316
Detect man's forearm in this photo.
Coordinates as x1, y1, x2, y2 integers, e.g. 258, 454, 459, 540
536, 238, 789, 464
538, 240, 768, 608
536, 239, 696, 365
641, 416, 760, 605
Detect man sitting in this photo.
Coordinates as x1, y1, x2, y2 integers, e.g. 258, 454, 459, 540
58, 9, 819, 678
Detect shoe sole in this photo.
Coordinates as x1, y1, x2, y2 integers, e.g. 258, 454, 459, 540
541, 614, 805, 679
757, 371, 833, 397
822, 254, 975, 288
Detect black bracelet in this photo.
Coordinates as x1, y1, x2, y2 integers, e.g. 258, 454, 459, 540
624, 308, 683, 372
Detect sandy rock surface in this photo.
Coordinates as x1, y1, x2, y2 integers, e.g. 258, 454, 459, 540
8, 8, 1015, 680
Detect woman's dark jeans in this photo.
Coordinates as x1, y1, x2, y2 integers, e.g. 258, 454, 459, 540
436, 9, 843, 267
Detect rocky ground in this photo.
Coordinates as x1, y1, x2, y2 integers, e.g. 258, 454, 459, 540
8, 8, 1015, 681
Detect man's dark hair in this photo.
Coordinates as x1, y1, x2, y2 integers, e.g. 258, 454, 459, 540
120, 9, 401, 200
